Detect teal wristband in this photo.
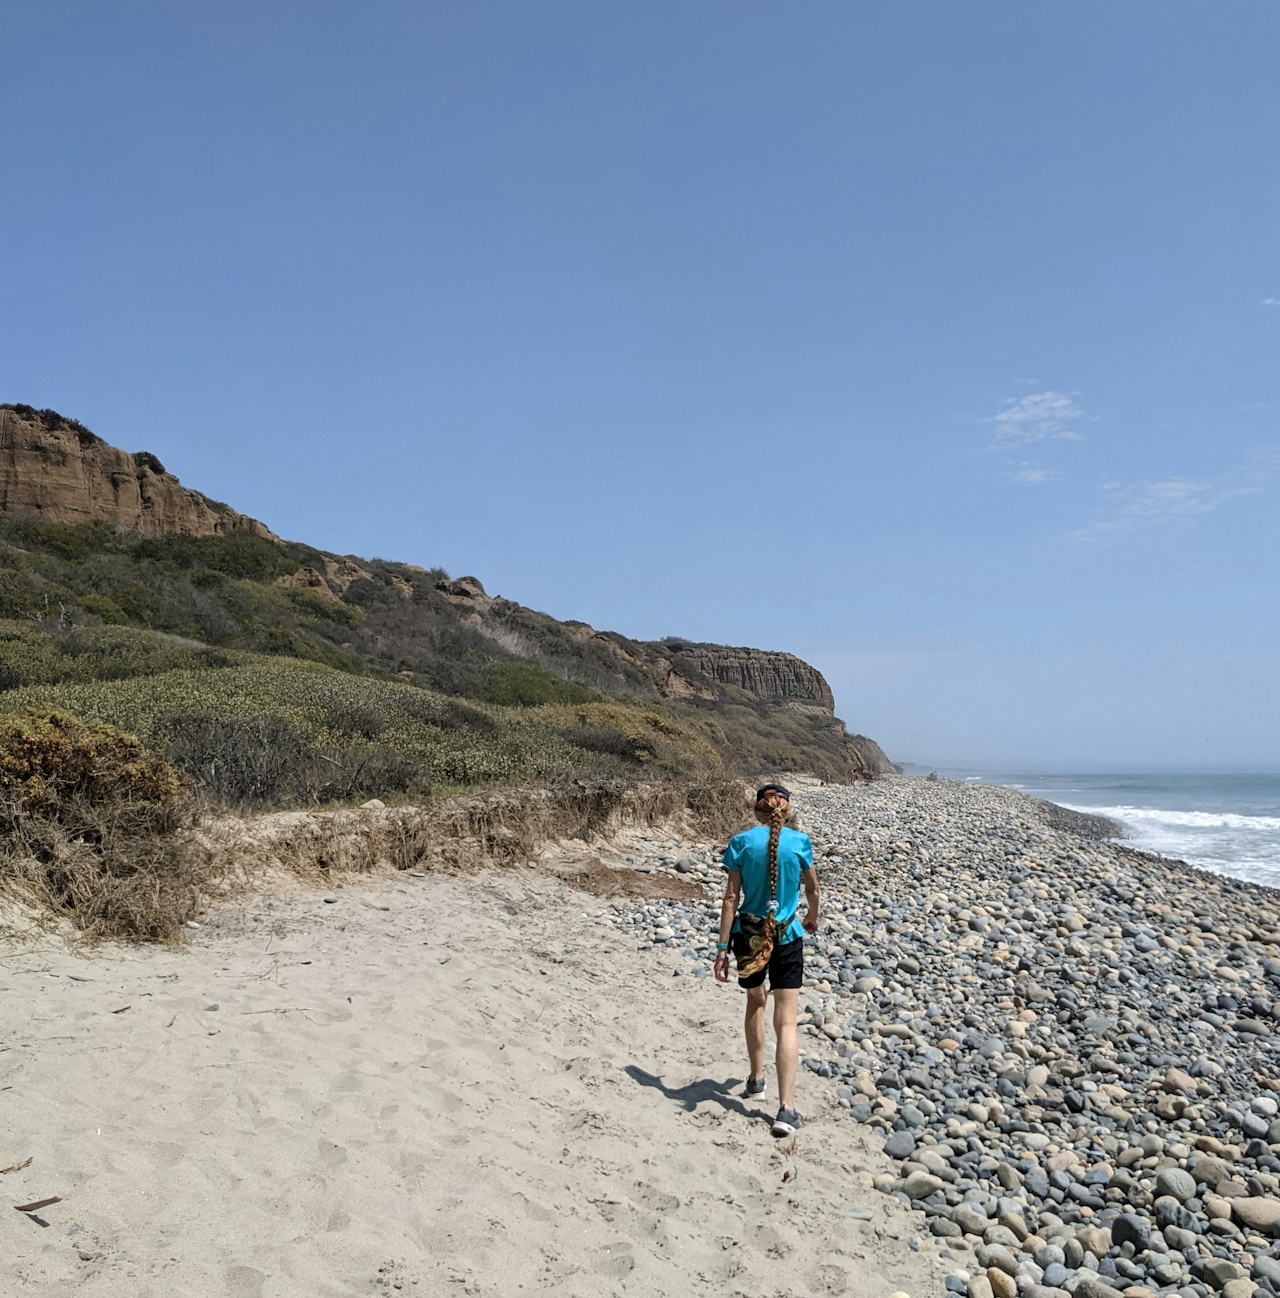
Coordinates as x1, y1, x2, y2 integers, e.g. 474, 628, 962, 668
716, 942, 729, 951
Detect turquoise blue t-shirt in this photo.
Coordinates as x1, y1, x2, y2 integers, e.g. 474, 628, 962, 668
722, 824, 814, 946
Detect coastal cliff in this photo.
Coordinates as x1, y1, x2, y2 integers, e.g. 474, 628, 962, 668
0, 405, 276, 540
658, 642, 836, 709
0, 402, 895, 781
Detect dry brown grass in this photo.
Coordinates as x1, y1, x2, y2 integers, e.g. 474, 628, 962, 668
0, 708, 207, 941
0, 794, 210, 941
224, 773, 750, 888
0, 738, 748, 942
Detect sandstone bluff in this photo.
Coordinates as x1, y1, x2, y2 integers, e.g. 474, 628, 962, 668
0, 404, 276, 541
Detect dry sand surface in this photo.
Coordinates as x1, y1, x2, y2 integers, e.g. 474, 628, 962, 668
2, 859, 941, 1298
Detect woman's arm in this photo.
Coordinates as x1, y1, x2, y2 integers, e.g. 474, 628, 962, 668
801, 867, 819, 934
713, 870, 742, 982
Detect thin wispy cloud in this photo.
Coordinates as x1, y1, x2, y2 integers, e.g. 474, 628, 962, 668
1078, 446, 1280, 536
1263, 298, 1280, 306
992, 391, 1085, 445
1010, 465, 1054, 483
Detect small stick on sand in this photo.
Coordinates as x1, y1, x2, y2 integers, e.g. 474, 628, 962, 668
15, 1196, 60, 1212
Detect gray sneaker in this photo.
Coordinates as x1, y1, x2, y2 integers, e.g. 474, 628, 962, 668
771, 1107, 803, 1137
745, 1075, 766, 1101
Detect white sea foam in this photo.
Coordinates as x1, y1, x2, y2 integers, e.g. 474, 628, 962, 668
1072, 804, 1280, 832
1064, 800, 1280, 887
968, 773, 1280, 888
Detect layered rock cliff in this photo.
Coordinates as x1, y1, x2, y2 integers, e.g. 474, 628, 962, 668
0, 405, 276, 540
661, 642, 837, 710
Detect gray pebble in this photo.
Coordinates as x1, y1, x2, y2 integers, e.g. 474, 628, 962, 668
1155, 1168, 1197, 1202
883, 1131, 916, 1160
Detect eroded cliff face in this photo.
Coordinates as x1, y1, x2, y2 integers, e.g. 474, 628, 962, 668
0, 405, 276, 540
662, 643, 837, 710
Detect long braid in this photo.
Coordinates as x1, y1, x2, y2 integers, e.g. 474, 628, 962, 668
766, 799, 784, 913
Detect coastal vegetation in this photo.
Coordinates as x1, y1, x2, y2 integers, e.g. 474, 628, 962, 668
0, 407, 889, 938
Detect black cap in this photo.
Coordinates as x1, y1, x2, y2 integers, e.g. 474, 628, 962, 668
756, 783, 791, 802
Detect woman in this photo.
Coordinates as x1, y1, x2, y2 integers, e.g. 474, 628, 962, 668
714, 783, 819, 1137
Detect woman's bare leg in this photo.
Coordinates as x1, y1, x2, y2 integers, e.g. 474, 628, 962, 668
744, 985, 768, 1080
772, 988, 799, 1109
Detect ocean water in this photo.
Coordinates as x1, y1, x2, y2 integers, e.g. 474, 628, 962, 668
973, 774, 1280, 890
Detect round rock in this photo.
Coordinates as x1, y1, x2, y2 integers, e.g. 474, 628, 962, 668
1110, 1213, 1151, 1251
1242, 1113, 1270, 1140
1154, 1167, 1197, 1202
977, 1243, 1019, 1274
1071, 1277, 1117, 1298
953, 1203, 992, 1235
1231, 1196, 1280, 1232
1032, 1244, 1065, 1269
883, 1131, 916, 1160
1191, 1156, 1233, 1186
902, 1171, 944, 1200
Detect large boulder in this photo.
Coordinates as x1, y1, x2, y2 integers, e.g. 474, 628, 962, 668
975, 1244, 1018, 1276
1201, 1258, 1245, 1290
902, 1171, 944, 1200
883, 1131, 915, 1160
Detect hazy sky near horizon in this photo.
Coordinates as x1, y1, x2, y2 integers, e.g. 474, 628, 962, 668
3, 2, 1279, 772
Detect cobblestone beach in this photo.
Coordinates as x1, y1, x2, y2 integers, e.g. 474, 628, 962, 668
606, 776, 1280, 1298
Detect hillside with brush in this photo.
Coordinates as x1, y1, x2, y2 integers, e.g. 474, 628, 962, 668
0, 403, 894, 802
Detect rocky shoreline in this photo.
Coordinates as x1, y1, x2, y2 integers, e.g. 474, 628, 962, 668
603, 776, 1280, 1298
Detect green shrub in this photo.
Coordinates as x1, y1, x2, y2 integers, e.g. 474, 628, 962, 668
252, 628, 365, 673
130, 532, 296, 581
0, 658, 590, 795
559, 723, 647, 762
397, 693, 497, 734
0, 620, 238, 687
322, 699, 385, 740
481, 662, 597, 707
301, 745, 422, 803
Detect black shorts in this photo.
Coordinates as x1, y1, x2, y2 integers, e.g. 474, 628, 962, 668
734, 936, 804, 991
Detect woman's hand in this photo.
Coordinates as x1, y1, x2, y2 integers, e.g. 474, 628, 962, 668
714, 951, 730, 982
802, 910, 819, 935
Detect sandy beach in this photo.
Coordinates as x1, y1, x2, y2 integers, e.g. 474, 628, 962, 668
1, 853, 936, 1297
11, 773, 1280, 1298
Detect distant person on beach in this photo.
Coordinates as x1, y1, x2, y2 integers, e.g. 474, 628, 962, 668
714, 783, 819, 1138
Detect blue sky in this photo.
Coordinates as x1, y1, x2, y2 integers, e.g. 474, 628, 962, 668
3, 2, 1279, 771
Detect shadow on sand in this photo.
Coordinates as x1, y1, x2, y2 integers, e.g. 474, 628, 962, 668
623, 1065, 770, 1123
